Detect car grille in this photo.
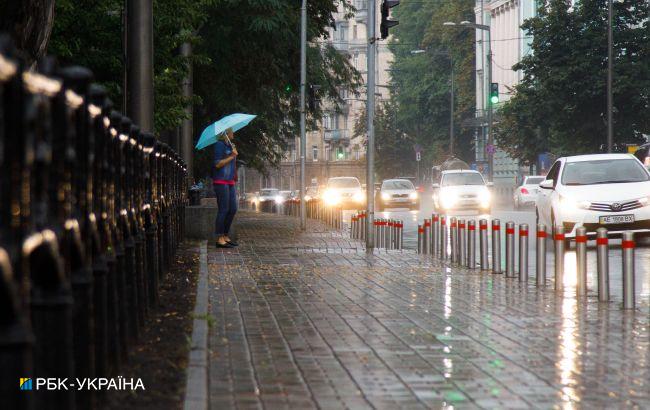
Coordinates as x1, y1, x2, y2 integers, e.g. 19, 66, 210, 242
588, 200, 642, 212
392, 194, 408, 198
341, 193, 353, 197
460, 194, 476, 199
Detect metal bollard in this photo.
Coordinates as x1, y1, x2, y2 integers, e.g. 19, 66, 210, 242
351, 214, 357, 239
360, 212, 366, 241
492, 219, 502, 274
386, 220, 393, 249
423, 219, 431, 255
418, 224, 423, 254
450, 217, 458, 264
596, 228, 610, 301
432, 214, 440, 257
576, 226, 587, 296
518, 224, 529, 282
536, 224, 547, 286
505, 221, 515, 277
397, 221, 404, 250
554, 225, 565, 291
440, 216, 448, 259
467, 220, 476, 269
622, 231, 635, 309
479, 219, 489, 270
458, 219, 466, 267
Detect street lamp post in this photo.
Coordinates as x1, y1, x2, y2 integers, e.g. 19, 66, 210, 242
299, 0, 307, 230
366, 0, 376, 252
443, 20, 492, 181
607, 0, 613, 153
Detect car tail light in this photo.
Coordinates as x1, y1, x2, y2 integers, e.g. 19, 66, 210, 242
521, 187, 529, 194
416, 186, 424, 192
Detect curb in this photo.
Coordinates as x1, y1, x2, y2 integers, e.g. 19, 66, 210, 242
183, 241, 209, 410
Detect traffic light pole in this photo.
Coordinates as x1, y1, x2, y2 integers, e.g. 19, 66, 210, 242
486, 31, 493, 182
299, 0, 307, 231
366, 0, 376, 252
607, 0, 613, 153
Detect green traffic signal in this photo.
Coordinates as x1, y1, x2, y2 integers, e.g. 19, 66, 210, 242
284, 84, 292, 93
490, 82, 499, 104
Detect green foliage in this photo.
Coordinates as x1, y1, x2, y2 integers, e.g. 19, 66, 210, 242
192, 0, 362, 177
497, 0, 650, 164
48, 0, 213, 133
388, 0, 476, 167
353, 102, 418, 180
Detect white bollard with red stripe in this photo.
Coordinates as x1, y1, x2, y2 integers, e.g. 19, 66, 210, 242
596, 228, 609, 301
505, 221, 516, 278
553, 225, 565, 291
575, 226, 587, 296
536, 224, 547, 286
518, 224, 528, 282
622, 231, 635, 309
479, 219, 489, 270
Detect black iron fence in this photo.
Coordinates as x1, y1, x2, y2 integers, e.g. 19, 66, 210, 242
0, 37, 187, 410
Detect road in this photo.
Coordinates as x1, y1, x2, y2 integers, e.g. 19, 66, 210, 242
343, 199, 650, 305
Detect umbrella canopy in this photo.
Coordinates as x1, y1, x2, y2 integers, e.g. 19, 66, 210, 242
195, 113, 257, 150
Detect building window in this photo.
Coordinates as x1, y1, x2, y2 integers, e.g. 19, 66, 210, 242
323, 114, 331, 130
312, 145, 318, 161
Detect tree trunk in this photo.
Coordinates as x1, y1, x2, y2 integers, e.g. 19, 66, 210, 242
0, 0, 56, 65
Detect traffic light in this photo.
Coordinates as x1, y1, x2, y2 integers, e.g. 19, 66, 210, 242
308, 84, 321, 111
380, 1, 400, 40
284, 84, 293, 94
490, 83, 499, 104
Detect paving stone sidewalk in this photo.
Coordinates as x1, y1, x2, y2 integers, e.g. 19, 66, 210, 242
208, 211, 650, 409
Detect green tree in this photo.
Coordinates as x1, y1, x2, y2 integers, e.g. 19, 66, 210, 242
192, 0, 362, 176
48, 0, 213, 134
353, 102, 417, 180
389, 0, 476, 167
497, 0, 650, 164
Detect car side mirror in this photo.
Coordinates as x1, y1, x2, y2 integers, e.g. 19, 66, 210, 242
487, 182, 494, 187
432, 183, 440, 189
539, 180, 554, 189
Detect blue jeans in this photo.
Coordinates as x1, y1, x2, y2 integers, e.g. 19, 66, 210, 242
214, 184, 237, 236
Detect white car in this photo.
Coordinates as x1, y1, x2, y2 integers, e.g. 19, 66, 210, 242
513, 175, 545, 209
256, 188, 280, 205
536, 153, 650, 238
322, 177, 365, 209
432, 170, 492, 213
378, 179, 420, 211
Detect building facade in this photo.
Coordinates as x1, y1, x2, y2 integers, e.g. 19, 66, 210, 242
473, 0, 537, 200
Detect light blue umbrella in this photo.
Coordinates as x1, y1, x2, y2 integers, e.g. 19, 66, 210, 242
195, 113, 257, 150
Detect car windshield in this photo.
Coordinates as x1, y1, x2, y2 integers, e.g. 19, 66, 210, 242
382, 180, 414, 190
442, 173, 485, 186
328, 178, 360, 188
561, 159, 650, 185
260, 189, 279, 196
525, 177, 545, 185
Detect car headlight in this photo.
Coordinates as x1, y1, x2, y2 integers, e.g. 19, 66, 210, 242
440, 192, 458, 209
304, 195, 312, 201
381, 192, 390, 201
639, 196, 650, 206
479, 190, 491, 207
559, 195, 590, 212
353, 192, 365, 202
409, 192, 418, 200
323, 189, 340, 206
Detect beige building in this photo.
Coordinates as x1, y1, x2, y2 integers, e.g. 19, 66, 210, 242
249, 0, 394, 192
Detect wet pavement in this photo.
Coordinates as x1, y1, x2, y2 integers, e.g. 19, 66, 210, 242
208, 210, 650, 409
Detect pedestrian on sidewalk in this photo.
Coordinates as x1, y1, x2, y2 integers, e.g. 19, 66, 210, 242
213, 127, 239, 248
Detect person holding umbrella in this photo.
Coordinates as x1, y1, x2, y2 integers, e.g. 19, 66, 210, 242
213, 128, 239, 248
196, 113, 256, 248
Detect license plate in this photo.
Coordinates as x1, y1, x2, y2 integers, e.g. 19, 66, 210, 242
393, 198, 408, 202
599, 214, 634, 224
